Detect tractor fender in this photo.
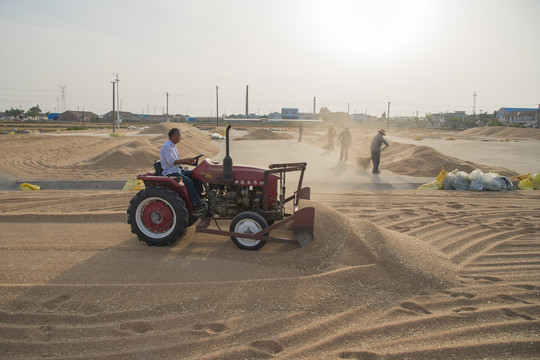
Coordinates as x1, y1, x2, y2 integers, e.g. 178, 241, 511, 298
136, 175, 193, 213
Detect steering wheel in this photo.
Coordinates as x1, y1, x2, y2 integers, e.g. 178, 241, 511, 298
192, 154, 204, 166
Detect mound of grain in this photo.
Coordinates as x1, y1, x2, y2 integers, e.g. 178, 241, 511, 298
382, 143, 517, 177
458, 126, 540, 140
138, 122, 195, 135
206, 127, 228, 134
235, 128, 294, 140
224, 201, 459, 291
140, 122, 220, 158
314, 130, 518, 177
83, 138, 159, 168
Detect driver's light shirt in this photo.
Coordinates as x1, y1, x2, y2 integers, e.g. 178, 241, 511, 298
160, 139, 182, 175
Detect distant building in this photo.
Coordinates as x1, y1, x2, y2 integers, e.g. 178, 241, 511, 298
351, 113, 380, 126
58, 110, 99, 122
102, 111, 138, 121
298, 112, 319, 120
497, 107, 539, 127
281, 108, 299, 119
497, 107, 536, 118
267, 112, 282, 120
426, 113, 446, 128
351, 113, 370, 122
320, 111, 351, 125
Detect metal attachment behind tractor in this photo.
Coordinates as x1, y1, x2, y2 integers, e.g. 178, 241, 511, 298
196, 161, 315, 247
195, 205, 314, 247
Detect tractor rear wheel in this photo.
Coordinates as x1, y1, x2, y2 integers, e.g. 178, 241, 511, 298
127, 186, 189, 246
229, 212, 268, 250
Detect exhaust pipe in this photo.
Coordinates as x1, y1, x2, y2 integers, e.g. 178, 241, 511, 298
223, 125, 233, 184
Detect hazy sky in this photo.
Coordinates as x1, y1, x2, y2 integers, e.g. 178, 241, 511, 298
1, 0, 539, 117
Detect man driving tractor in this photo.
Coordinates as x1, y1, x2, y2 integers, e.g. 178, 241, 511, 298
160, 128, 205, 213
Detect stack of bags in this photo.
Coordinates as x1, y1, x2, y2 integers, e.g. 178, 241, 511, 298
418, 168, 514, 191
515, 173, 540, 190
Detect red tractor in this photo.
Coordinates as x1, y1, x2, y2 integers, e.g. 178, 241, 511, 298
127, 125, 314, 250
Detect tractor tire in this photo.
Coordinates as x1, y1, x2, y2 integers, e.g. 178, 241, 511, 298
127, 186, 189, 246
229, 212, 268, 250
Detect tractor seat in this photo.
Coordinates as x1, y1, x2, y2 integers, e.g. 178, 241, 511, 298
153, 160, 163, 176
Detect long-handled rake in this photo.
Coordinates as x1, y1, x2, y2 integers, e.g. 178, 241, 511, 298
357, 147, 387, 170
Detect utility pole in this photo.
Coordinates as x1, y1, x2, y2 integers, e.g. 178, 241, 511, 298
473, 91, 477, 122
216, 86, 219, 127
245, 85, 248, 117
59, 85, 67, 113
114, 73, 120, 129
313, 97, 316, 114
537, 103, 540, 128
166, 92, 169, 120
387, 102, 391, 131
111, 81, 116, 134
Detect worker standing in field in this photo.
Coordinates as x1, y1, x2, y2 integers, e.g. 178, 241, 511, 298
370, 129, 389, 174
327, 125, 336, 150
338, 127, 352, 161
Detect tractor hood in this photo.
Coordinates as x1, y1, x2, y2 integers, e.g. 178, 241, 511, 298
193, 159, 279, 186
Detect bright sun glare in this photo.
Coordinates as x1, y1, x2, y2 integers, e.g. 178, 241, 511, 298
301, 0, 435, 61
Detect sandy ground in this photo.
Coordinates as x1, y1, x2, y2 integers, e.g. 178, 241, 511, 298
0, 124, 539, 359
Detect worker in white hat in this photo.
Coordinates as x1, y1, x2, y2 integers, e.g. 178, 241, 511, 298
370, 129, 389, 174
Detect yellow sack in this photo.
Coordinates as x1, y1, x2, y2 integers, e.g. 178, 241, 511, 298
512, 173, 529, 182
122, 179, 145, 191
532, 173, 540, 190
20, 183, 40, 191
436, 167, 448, 182
518, 179, 534, 190
418, 180, 443, 190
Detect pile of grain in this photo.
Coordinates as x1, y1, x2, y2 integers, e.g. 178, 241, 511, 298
382, 143, 517, 177
77, 123, 220, 171
84, 138, 160, 168
220, 201, 459, 292
138, 122, 195, 135
314, 131, 517, 177
235, 128, 294, 140
458, 126, 540, 139
139, 122, 219, 157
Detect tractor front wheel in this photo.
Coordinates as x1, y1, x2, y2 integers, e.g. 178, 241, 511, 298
127, 186, 189, 246
229, 212, 268, 250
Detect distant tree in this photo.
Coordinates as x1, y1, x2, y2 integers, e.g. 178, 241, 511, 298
462, 115, 477, 129
319, 107, 331, 122
488, 111, 503, 126
381, 111, 386, 119
319, 107, 331, 116
444, 115, 464, 130
425, 113, 435, 127
476, 112, 491, 127
508, 123, 524, 128
5, 108, 24, 119
26, 105, 41, 118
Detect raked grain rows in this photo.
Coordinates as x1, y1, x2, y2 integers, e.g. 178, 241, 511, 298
0, 190, 538, 359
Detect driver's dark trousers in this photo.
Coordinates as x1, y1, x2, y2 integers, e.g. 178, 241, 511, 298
168, 170, 202, 206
